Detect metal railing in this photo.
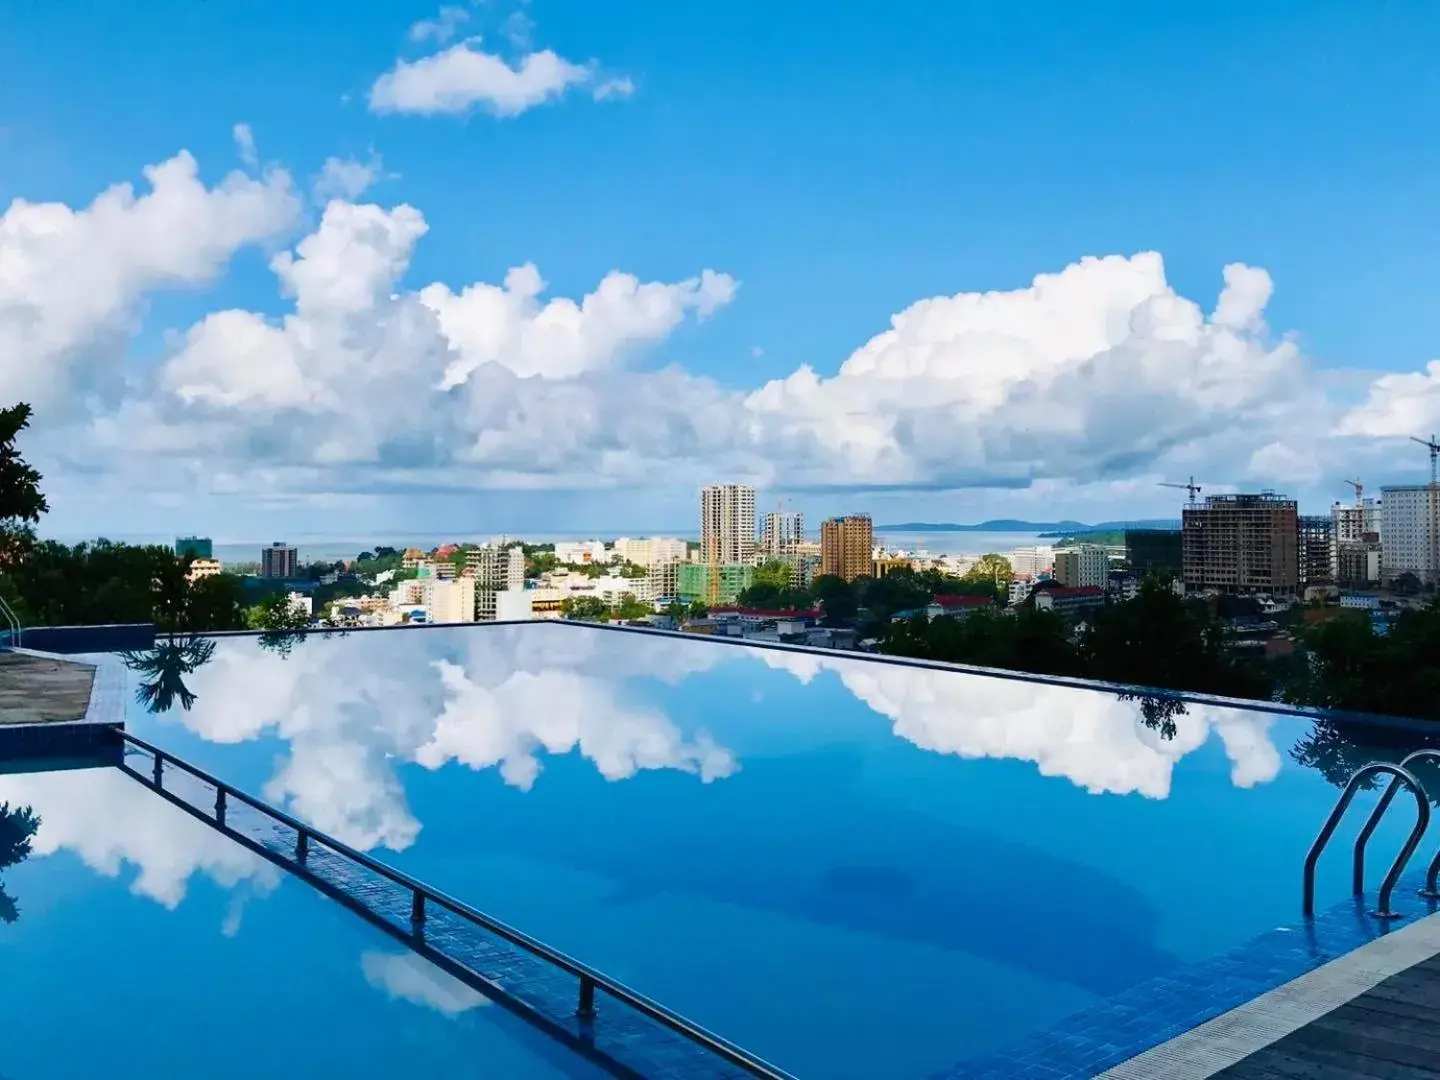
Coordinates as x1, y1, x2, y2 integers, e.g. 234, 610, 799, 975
119, 731, 796, 1080
1304, 761, 1430, 919
0, 595, 20, 647
1354, 750, 1440, 900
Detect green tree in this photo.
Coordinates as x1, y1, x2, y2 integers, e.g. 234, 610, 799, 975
1078, 577, 1270, 699
962, 553, 1012, 602
246, 592, 311, 632
561, 595, 611, 621
614, 593, 651, 620
752, 560, 795, 590
811, 574, 858, 624
1286, 602, 1440, 721
0, 403, 48, 531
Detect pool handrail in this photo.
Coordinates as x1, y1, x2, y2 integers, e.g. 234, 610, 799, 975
1304, 761, 1430, 919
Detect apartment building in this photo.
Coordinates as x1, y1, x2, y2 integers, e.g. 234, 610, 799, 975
612, 537, 688, 566
1053, 545, 1110, 589
820, 515, 875, 582
426, 577, 476, 624
1181, 493, 1299, 596
677, 562, 755, 605
555, 540, 610, 565
185, 557, 222, 583
261, 542, 298, 579
701, 484, 756, 564
1381, 485, 1439, 584
1009, 546, 1057, 577
175, 536, 213, 560
760, 511, 805, 556
1332, 497, 1382, 585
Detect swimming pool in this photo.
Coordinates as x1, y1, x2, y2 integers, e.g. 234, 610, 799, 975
0, 758, 609, 1080
61, 623, 1440, 1077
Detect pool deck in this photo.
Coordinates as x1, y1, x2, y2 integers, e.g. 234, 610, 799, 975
0, 651, 97, 723
1102, 910, 1440, 1079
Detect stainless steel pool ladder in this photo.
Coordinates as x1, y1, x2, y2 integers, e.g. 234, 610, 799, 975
0, 595, 19, 648
1303, 760, 1436, 919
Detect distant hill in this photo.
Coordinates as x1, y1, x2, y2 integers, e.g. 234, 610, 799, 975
877, 519, 1179, 534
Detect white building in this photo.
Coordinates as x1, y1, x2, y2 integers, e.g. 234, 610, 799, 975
1010, 546, 1056, 577
1053, 545, 1110, 590
1381, 485, 1438, 584
647, 559, 682, 602
612, 537, 688, 566
554, 540, 610, 565
701, 484, 756, 564
759, 511, 805, 555
390, 578, 426, 608
495, 589, 533, 621
426, 578, 476, 624
286, 592, 313, 617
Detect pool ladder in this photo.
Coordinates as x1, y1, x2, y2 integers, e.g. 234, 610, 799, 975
0, 594, 19, 648
1304, 752, 1440, 920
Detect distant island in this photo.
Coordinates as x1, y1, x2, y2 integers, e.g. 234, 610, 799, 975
877, 518, 1180, 535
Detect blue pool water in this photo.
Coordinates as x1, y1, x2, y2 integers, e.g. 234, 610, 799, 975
0, 760, 607, 1079
47, 623, 1440, 1078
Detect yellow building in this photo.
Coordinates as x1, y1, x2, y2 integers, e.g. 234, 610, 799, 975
186, 557, 223, 583
820, 515, 875, 582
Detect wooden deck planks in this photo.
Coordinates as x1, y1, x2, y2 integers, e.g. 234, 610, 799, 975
1215, 956, 1440, 1080
0, 652, 97, 723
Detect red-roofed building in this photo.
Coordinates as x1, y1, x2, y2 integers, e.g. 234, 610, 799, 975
434, 544, 460, 560
926, 594, 995, 619
1034, 585, 1105, 615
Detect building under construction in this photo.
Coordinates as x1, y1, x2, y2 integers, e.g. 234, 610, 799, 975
1297, 515, 1334, 588
1181, 493, 1299, 596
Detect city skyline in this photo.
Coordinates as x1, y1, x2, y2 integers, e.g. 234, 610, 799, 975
6, 3, 1440, 539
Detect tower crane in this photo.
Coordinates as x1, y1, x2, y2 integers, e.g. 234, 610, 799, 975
1159, 477, 1202, 507
1343, 478, 1363, 507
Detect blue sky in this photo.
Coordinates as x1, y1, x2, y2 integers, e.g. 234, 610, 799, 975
3, 1, 1440, 540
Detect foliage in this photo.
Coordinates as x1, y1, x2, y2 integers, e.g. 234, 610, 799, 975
811, 574, 858, 624
1285, 602, 1440, 721
614, 593, 651, 620
0, 800, 40, 925
561, 595, 612, 621
664, 600, 708, 620
618, 560, 649, 580
878, 577, 1273, 699
0, 404, 48, 528
961, 553, 1012, 601
245, 592, 311, 633
6, 539, 247, 632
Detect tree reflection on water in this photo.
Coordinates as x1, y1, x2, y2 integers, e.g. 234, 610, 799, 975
0, 801, 40, 924
1291, 720, 1440, 804
1119, 692, 1189, 741
121, 635, 217, 714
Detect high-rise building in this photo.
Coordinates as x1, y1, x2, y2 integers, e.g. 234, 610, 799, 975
175, 536, 213, 560
1053, 545, 1110, 589
760, 511, 805, 556
1298, 515, 1334, 587
700, 484, 756, 565
1124, 529, 1183, 582
1181, 494, 1299, 595
1381, 485, 1439, 585
820, 515, 875, 582
466, 544, 526, 621
261, 542, 298, 579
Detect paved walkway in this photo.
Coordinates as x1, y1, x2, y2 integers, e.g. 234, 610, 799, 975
0, 652, 96, 723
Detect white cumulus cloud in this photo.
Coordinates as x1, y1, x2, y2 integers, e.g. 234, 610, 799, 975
369, 40, 625, 118
362, 950, 489, 1014
0, 150, 299, 411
